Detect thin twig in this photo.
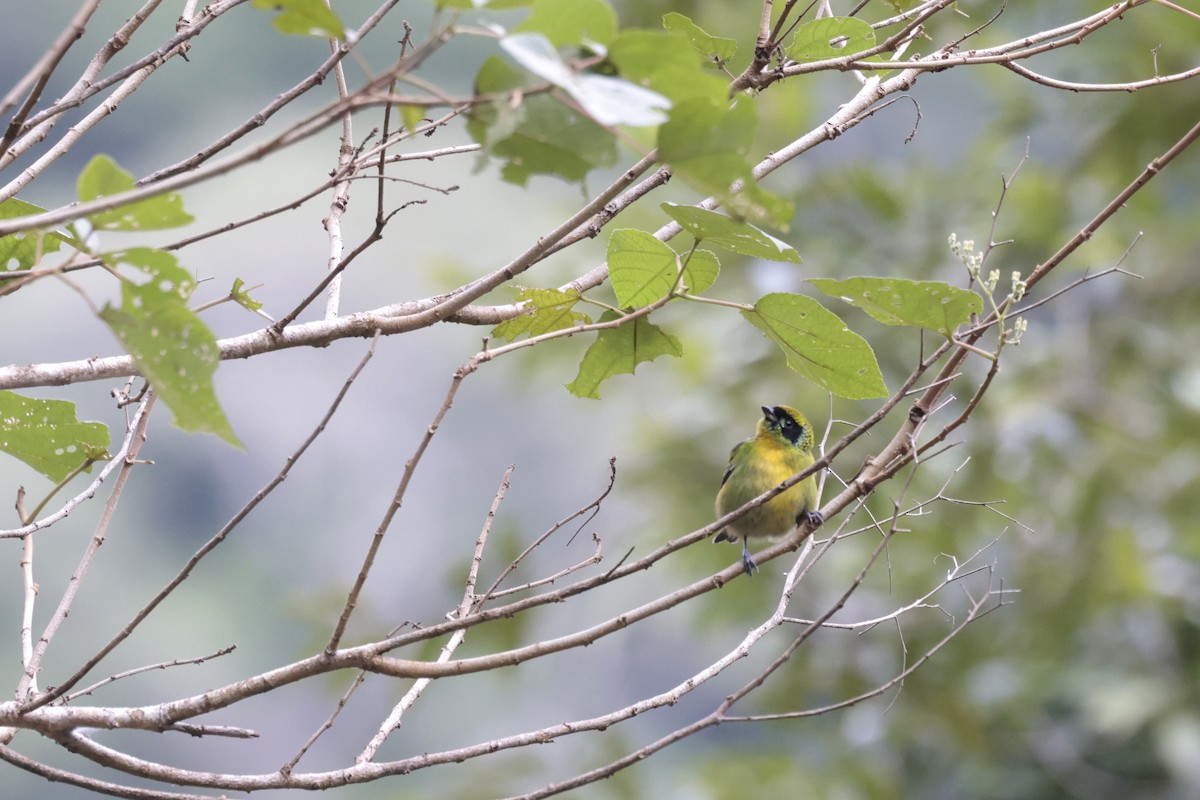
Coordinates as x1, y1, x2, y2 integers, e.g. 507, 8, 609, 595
64, 646, 238, 702
357, 464, 516, 762
19, 334, 381, 712
16, 392, 157, 701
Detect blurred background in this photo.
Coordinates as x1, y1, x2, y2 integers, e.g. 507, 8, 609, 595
2, 1, 1199, 798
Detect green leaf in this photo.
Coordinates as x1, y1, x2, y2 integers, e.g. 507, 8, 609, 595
468, 57, 618, 184
0, 392, 111, 482
514, 0, 618, 47
785, 17, 876, 61
566, 312, 683, 399
658, 96, 754, 175
743, 293, 886, 399
0, 198, 66, 272
661, 204, 801, 263
608, 30, 727, 105
809, 277, 983, 339
112, 246, 196, 296
662, 12, 737, 65
398, 103, 427, 134
500, 33, 670, 126
607, 230, 719, 306
497, 95, 616, 184
492, 287, 590, 341
608, 229, 682, 308
438, 0, 533, 7
77, 155, 193, 231
469, 56, 527, 141
681, 248, 719, 295
251, 0, 345, 39
657, 97, 792, 227
230, 278, 264, 313
99, 249, 240, 446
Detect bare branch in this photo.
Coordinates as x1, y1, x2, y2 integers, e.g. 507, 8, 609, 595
19, 334, 380, 712
15, 393, 156, 701
0, 0, 100, 151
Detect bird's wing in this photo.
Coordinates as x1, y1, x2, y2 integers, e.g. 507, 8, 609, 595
719, 439, 751, 487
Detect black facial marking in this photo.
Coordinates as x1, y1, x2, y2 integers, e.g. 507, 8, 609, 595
772, 406, 805, 445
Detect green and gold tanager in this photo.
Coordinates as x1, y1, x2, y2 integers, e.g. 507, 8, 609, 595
715, 405, 823, 576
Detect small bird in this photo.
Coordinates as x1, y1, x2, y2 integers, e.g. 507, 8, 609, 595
714, 405, 823, 576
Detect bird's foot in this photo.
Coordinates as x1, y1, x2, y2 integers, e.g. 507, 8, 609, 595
740, 545, 759, 577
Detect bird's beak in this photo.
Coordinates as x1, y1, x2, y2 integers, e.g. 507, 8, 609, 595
761, 406, 776, 423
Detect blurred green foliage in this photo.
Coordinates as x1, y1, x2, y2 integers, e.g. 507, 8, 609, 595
607, 3, 1200, 797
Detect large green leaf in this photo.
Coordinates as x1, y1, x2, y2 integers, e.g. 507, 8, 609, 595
469, 57, 618, 184
77, 155, 193, 231
99, 249, 240, 446
608, 229, 681, 308
251, 0, 344, 39
608, 29, 726, 105
658, 96, 754, 176
513, 0, 617, 47
468, 56, 528, 148
566, 312, 683, 399
661, 204, 801, 263
742, 293, 886, 399
500, 96, 616, 183
657, 98, 792, 227
809, 277, 982, 339
0, 392, 111, 482
492, 287, 590, 341
608, 229, 720, 307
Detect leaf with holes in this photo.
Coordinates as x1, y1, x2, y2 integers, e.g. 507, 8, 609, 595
100, 249, 240, 446
78, 155, 193, 231
785, 17, 876, 61
0, 392, 111, 482
0, 198, 68, 272
809, 277, 982, 339
230, 278, 264, 313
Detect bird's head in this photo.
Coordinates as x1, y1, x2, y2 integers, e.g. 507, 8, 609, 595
758, 405, 815, 451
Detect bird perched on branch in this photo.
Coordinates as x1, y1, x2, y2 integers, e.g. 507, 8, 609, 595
714, 405, 823, 576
